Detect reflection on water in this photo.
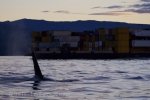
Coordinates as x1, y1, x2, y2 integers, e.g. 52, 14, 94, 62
32, 80, 41, 90
0, 56, 150, 99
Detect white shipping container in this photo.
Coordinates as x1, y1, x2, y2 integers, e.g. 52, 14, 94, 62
70, 42, 78, 47
89, 48, 92, 51
89, 42, 92, 47
59, 42, 78, 47
39, 42, 60, 48
59, 42, 68, 46
53, 31, 72, 36
132, 40, 150, 47
39, 43, 50, 48
133, 30, 150, 36
87, 42, 102, 48
54, 36, 80, 42
69, 36, 80, 42
49, 42, 60, 48
95, 41, 102, 47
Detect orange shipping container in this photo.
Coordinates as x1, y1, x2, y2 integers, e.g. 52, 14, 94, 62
42, 37, 51, 42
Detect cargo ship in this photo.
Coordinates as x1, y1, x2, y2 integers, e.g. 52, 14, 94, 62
32, 28, 150, 59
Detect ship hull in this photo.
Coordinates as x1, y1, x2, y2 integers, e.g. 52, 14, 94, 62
35, 53, 150, 59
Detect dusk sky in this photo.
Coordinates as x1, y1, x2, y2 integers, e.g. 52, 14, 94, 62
0, 0, 150, 24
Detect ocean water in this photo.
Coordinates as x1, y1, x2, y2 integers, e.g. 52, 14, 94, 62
0, 56, 150, 100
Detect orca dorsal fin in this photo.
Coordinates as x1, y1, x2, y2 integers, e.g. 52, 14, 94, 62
32, 51, 44, 80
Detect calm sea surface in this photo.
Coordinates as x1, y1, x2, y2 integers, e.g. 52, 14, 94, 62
0, 56, 150, 100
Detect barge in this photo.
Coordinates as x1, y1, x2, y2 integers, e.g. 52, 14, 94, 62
32, 28, 150, 59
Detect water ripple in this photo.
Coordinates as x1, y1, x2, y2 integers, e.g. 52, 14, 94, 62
83, 76, 110, 80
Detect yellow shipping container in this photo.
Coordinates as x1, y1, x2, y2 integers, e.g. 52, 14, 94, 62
32, 32, 42, 43
115, 42, 129, 53
84, 48, 89, 51
114, 27, 130, 53
83, 42, 89, 48
42, 33, 49, 37
99, 34, 106, 41
81, 35, 89, 41
111, 29, 117, 35
117, 41, 129, 46
42, 37, 51, 42
116, 47, 129, 53
91, 35, 96, 42
116, 34, 130, 41
117, 28, 129, 34
105, 41, 115, 48
98, 28, 107, 34
98, 29, 108, 41
115, 28, 130, 41
89, 42, 96, 48
32, 32, 41, 37
99, 35, 105, 41
32, 37, 42, 43
117, 44, 129, 47
85, 35, 90, 41
32, 43, 38, 48
98, 29, 104, 33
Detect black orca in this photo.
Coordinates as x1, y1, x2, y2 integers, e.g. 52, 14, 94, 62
31, 51, 79, 82
32, 51, 44, 80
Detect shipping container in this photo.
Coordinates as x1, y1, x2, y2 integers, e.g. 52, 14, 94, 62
70, 47, 78, 51
39, 43, 50, 48
70, 42, 78, 47
90, 35, 96, 42
113, 28, 130, 53
115, 41, 129, 53
130, 47, 150, 53
116, 47, 129, 53
53, 31, 72, 36
104, 41, 114, 48
115, 34, 129, 41
132, 30, 150, 37
42, 37, 51, 42
89, 42, 92, 48
116, 27, 129, 34
32, 32, 41, 37
98, 29, 106, 41
84, 35, 89, 41
71, 32, 83, 36
49, 48, 60, 52
49, 42, 60, 48
41, 31, 49, 37
115, 34, 130, 41
32, 43, 38, 49
83, 42, 89, 48
98, 28, 108, 34
82, 47, 89, 51
54, 36, 80, 42
32, 32, 41, 42
132, 40, 150, 47
33, 37, 42, 42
